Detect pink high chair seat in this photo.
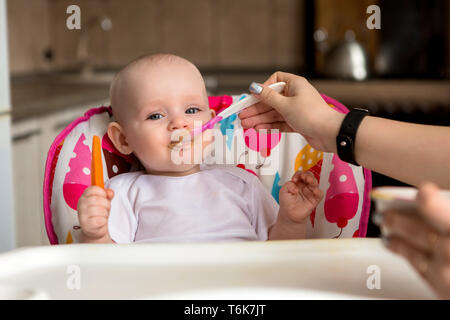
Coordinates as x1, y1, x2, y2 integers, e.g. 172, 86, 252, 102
43, 94, 372, 244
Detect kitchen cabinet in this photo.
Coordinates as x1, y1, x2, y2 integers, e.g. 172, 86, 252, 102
11, 101, 107, 247
11, 119, 45, 247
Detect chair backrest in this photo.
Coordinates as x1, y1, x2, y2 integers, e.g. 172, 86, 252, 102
43, 94, 371, 244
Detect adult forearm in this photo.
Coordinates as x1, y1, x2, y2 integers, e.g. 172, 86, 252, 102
354, 116, 450, 188
243, 73, 450, 188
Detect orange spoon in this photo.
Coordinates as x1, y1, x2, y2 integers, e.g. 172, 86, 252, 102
91, 135, 104, 188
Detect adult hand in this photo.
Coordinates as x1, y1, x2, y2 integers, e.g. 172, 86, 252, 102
239, 71, 345, 153
375, 183, 450, 299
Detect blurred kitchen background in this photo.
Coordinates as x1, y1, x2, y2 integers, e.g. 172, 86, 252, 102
1, 0, 449, 249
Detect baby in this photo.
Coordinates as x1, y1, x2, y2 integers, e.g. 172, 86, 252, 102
77, 53, 323, 244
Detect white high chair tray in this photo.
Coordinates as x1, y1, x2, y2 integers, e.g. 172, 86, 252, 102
0, 239, 436, 299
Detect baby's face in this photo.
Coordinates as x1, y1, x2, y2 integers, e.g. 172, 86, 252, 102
118, 60, 214, 175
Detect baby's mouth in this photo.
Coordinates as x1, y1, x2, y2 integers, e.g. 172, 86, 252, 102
168, 136, 192, 150
168, 137, 183, 149
168, 128, 196, 150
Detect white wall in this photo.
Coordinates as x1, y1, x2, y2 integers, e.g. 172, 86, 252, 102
0, 0, 15, 252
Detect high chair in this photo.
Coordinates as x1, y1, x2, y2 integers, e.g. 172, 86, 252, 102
43, 93, 371, 244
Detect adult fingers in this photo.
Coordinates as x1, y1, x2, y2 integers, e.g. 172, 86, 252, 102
238, 102, 273, 120
240, 109, 286, 127
262, 71, 298, 93
254, 122, 294, 132
383, 210, 441, 254
240, 70, 299, 119
387, 234, 450, 299
263, 71, 308, 97
249, 82, 289, 113
434, 237, 450, 262
262, 72, 282, 86
385, 235, 432, 277
417, 183, 450, 231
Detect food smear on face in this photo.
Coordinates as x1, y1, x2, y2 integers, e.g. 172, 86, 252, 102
168, 128, 197, 149
168, 136, 184, 149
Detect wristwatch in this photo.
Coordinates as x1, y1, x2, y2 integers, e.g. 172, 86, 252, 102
336, 108, 369, 166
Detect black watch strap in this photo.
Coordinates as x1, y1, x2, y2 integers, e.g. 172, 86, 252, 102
336, 108, 369, 166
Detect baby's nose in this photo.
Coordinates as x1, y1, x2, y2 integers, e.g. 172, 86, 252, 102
168, 116, 190, 131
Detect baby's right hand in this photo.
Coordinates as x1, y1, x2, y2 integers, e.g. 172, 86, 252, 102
77, 186, 114, 242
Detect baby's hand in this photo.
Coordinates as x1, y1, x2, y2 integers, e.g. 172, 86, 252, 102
279, 171, 323, 224
77, 186, 114, 242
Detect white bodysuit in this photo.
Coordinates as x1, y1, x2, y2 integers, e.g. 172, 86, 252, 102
105, 164, 279, 243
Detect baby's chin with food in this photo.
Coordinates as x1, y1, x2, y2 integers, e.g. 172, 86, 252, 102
167, 129, 214, 168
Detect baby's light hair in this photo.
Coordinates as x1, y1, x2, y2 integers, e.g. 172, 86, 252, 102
109, 53, 198, 123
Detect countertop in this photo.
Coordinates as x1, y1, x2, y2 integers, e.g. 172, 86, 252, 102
10, 74, 111, 123
311, 79, 450, 112
213, 73, 450, 112
10, 72, 450, 123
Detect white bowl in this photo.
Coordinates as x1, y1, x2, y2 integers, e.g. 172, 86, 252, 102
371, 186, 450, 213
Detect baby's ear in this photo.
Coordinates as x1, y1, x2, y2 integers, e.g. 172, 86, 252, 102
210, 109, 216, 118
107, 122, 133, 155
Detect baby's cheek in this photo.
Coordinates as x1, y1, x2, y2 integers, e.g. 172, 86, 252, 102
134, 136, 165, 164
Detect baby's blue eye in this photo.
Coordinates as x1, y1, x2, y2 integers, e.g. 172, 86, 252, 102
147, 113, 163, 120
186, 107, 200, 114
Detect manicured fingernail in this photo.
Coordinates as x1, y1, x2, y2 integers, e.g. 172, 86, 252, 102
249, 82, 263, 94
372, 212, 384, 226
